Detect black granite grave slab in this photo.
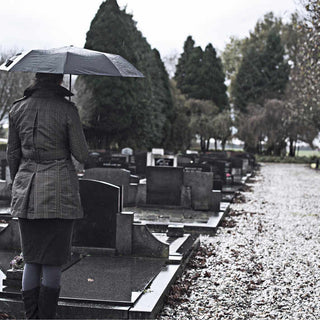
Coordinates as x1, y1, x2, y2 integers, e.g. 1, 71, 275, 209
60, 256, 166, 305
146, 166, 183, 206
72, 179, 120, 248
0, 234, 200, 319
130, 204, 230, 235
1, 251, 82, 291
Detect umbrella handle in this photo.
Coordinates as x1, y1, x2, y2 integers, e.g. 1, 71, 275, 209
69, 74, 72, 101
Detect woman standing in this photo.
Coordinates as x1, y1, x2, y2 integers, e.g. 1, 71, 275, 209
7, 73, 89, 319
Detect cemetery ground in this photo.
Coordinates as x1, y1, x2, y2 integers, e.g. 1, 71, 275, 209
0, 162, 319, 319
158, 163, 320, 320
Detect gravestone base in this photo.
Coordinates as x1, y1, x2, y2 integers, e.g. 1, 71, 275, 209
0, 232, 199, 319
166, 224, 184, 237
131, 202, 231, 236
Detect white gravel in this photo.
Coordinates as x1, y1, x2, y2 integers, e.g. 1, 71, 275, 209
158, 163, 320, 320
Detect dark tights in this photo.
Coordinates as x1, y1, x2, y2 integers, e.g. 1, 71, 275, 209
22, 263, 62, 291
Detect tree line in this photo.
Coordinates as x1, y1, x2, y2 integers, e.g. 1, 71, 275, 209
0, 0, 318, 156
224, 6, 319, 156
75, 0, 230, 152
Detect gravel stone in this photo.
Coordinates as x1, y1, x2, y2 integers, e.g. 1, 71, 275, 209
158, 163, 320, 320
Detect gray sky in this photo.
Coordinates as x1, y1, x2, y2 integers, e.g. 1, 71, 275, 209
0, 0, 299, 58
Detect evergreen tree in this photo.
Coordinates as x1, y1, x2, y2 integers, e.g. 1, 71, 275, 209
174, 36, 196, 94
175, 37, 228, 111
165, 80, 192, 152
231, 44, 266, 112
232, 24, 289, 112
150, 49, 174, 148
75, 0, 173, 149
261, 29, 290, 100
200, 44, 228, 111
174, 36, 204, 99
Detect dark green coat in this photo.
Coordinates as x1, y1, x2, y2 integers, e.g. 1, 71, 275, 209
7, 84, 89, 219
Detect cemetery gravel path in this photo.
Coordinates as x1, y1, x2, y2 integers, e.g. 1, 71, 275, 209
158, 163, 320, 320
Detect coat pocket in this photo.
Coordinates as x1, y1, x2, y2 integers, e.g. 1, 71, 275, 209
11, 170, 35, 217
59, 160, 81, 215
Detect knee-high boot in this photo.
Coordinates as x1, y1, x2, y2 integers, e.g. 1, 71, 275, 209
38, 285, 60, 319
21, 286, 40, 319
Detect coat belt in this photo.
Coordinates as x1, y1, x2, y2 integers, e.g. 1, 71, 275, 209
22, 148, 70, 163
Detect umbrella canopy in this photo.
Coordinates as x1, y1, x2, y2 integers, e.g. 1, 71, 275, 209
0, 46, 144, 77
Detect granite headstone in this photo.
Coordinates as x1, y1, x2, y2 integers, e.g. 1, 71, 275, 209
183, 171, 214, 210
83, 168, 130, 205
72, 179, 120, 248
146, 166, 183, 206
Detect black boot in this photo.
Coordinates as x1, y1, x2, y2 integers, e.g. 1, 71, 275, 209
21, 286, 40, 319
38, 285, 60, 319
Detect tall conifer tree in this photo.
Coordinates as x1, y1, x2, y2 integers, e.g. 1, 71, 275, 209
174, 36, 196, 94
76, 0, 173, 149
200, 44, 228, 111
175, 36, 204, 99
175, 37, 228, 111
231, 15, 290, 112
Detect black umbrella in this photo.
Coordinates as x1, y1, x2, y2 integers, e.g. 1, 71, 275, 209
0, 46, 144, 97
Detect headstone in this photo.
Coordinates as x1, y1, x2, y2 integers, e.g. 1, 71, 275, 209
215, 160, 231, 177
147, 152, 177, 167
134, 151, 148, 176
127, 183, 138, 206
72, 179, 120, 248
109, 154, 129, 169
183, 163, 211, 172
151, 148, 164, 155
211, 190, 221, 212
183, 171, 213, 210
242, 158, 249, 174
231, 157, 243, 170
154, 157, 174, 167
121, 147, 133, 156
186, 150, 198, 155
84, 151, 111, 169
213, 176, 223, 190
136, 181, 146, 205
231, 167, 242, 184
177, 156, 193, 166
83, 168, 130, 205
130, 175, 140, 184
177, 154, 199, 166
146, 166, 183, 206
229, 151, 255, 174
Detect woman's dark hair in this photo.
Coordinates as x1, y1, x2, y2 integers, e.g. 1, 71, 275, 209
24, 73, 65, 97
35, 73, 63, 84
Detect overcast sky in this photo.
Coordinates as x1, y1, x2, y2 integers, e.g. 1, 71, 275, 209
0, 0, 300, 59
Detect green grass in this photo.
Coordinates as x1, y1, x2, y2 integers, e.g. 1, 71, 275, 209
256, 155, 319, 164
295, 150, 320, 157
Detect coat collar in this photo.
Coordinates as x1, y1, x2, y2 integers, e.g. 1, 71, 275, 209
24, 83, 74, 98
